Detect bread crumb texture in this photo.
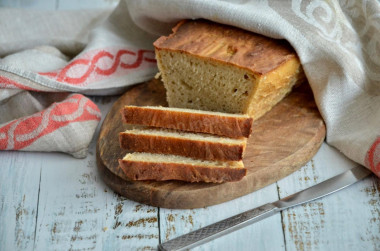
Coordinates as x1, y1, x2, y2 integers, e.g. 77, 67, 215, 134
123, 152, 244, 168
154, 19, 304, 120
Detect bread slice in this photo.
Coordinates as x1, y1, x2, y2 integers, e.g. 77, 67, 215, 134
121, 105, 253, 138
118, 152, 246, 183
154, 19, 305, 120
119, 127, 247, 161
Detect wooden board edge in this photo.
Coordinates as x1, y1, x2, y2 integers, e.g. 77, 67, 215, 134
156, 121, 325, 208
96, 122, 326, 209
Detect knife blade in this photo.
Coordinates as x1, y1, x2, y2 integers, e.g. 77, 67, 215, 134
158, 165, 372, 251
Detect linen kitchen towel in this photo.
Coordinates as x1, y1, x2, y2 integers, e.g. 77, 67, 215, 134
0, 2, 158, 158
1, 0, 379, 177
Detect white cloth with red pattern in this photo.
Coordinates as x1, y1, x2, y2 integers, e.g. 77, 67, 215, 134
0, 1, 379, 177
0, 3, 158, 158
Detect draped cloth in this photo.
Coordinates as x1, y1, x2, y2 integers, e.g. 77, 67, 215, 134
0, 0, 379, 177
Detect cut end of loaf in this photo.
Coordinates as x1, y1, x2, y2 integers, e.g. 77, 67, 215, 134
119, 152, 246, 183
154, 19, 304, 120
121, 105, 253, 138
156, 51, 257, 114
123, 127, 246, 145
155, 49, 303, 120
123, 152, 244, 167
119, 127, 247, 161
124, 105, 251, 118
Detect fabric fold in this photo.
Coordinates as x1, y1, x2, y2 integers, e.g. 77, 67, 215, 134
0, 0, 379, 175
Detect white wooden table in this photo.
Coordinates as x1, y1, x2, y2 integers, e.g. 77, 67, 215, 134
1, 1, 380, 250
1, 95, 380, 251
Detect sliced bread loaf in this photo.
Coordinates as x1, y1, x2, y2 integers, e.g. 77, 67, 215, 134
122, 105, 253, 138
119, 152, 246, 183
154, 19, 305, 120
119, 127, 247, 161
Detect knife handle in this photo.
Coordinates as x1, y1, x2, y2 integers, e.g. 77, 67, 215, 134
158, 203, 278, 251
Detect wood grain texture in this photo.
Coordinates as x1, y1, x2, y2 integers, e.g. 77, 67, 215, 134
1, 95, 378, 250
278, 143, 380, 251
160, 143, 380, 250
0, 152, 41, 251
97, 78, 326, 209
159, 183, 286, 250
2, 1, 378, 250
30, 97, 159, 251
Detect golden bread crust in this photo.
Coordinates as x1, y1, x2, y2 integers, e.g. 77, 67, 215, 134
119, 132, 246, 161
118, 159, 247, 183
121, 106, 253, 138
154, 19, 297, 75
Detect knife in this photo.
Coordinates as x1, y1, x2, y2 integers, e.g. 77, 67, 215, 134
158, 165, 372, 251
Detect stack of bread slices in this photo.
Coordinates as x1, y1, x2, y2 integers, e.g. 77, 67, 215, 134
118, 19, 304, 183
118, 105, 253, 183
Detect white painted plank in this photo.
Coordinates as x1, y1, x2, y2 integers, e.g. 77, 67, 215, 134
33, 153, 158, 250
160, 183, 285, 250
0, 0, 57, 10
25, 96, 159, 250
0, 151, 42, 251
278, 143, 380, 250
56, 0, 118, 10
95, 96, 159, 250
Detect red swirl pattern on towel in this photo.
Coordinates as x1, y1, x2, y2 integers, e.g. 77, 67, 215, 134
0, 76, 39, 91
39, 49, 156, 86
365, 136, 380, 176
0, 94, 101, 150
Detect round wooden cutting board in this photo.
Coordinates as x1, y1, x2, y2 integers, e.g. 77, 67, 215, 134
96, 78, 326, 209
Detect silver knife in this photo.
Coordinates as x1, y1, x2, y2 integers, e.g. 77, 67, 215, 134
158, 165, 372, 251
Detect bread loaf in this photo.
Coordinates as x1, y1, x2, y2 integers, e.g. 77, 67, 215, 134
119, 152, 246, 183
122, 105, 253, 138
120, 127, 247, 161
154, 19, 304, 120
